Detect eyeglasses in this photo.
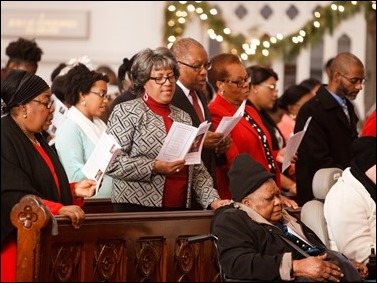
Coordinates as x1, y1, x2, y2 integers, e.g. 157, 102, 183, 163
221, 77, 251, 88
178, 61, 212, 72
338, 73, 366, 85
90, 91, 110, 100
149, 75, 177, 85
259, 83, 278, 91
31, 100, 54, 109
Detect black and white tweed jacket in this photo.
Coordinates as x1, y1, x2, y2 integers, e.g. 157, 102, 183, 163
106, 98, 219, 208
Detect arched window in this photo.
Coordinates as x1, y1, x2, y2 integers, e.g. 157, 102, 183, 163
337, 34, 351, 53
310, 37, 324, 82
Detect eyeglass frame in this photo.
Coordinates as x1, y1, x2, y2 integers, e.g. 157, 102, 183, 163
149, 75, 177, 85
178, 61, 212, 72
221, 76, 251, 88
30, 99, 54, 109
90, 90, 110, 100
259, 83, 278, 91
338, 72, 366, 85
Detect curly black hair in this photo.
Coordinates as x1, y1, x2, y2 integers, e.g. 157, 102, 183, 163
64, 63, 109, 106
117, 54, 136, 92
5, 37, 43, 63
50, 63, 67, 82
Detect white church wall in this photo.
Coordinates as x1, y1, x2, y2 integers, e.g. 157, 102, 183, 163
1, 1, 370, 118
1, 1, 166, 83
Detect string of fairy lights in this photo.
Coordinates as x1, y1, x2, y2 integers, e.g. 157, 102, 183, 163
164, 1, 376, 63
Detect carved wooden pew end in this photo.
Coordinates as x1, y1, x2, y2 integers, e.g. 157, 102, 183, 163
11, 195, 219, 282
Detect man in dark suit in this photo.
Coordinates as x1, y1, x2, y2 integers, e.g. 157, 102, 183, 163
211, 153, 367, 281
170, 38, 230, 191
294, 52, 364, 206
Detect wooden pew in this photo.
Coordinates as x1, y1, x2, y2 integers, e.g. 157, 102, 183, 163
82, 197, 113, 213
11, 195, 220, 282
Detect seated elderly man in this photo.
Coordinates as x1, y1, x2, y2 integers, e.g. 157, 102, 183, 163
211, 153, 367, 282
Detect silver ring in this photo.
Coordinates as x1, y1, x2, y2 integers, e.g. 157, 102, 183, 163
176, 169, 180, 173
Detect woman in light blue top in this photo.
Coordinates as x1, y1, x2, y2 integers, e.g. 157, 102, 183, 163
55, 63, 112, 198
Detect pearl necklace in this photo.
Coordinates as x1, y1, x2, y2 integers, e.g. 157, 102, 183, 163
14, 119, 40, 146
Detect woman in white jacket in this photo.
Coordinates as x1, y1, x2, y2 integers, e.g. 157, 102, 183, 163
324, 136, 376, 264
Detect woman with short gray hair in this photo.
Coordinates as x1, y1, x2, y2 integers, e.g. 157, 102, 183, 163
106, 47, 228, 212
130, 47, 180, 97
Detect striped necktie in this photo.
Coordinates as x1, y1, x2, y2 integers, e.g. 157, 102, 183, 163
341, 99, 350, 123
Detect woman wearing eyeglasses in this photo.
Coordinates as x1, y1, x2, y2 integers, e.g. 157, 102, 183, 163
247, 66, 301, 202
247, 65, 282, 149
54, 63, 113, 198
1, 70, 97, 282
106, 47, 228, 212
207, 54, 297, 209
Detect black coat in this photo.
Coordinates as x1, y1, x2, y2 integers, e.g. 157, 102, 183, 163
211, 204, 325, 281
1, 115, 73, 243
293, 85, 358, 205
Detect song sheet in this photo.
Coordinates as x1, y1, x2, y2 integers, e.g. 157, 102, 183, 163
82, 132, 121, 194
157, 121, 211, 165
215, 99, 246, 138
282, 116, 312, 173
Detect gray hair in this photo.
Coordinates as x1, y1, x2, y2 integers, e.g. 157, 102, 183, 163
130, 47, 180, 96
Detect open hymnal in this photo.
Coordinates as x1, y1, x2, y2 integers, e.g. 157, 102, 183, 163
82, 132, 121, 194
47, 94, 68, 146
282, 116, 312, 173
215, 99, 246, 138
156, 121, 211, 165
47, 94, 68, 137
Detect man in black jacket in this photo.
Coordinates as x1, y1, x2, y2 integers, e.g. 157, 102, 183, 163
294, 52, 363, 206
170, 38, 230, 192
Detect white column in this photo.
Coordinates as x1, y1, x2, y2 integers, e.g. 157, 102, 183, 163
272, 60, 285, 96
296, 46, 311, 84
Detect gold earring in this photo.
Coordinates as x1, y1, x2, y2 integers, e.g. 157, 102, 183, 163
81, 100, 86, 106
23, 113, 27, 118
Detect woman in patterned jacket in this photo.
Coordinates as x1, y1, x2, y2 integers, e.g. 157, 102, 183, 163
106, 47, 228, 212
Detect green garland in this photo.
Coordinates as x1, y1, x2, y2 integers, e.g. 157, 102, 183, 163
164, 1, 376, 63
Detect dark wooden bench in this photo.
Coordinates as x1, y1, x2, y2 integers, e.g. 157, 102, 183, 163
11, 195, 220, 282
82, 197, 113, 213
